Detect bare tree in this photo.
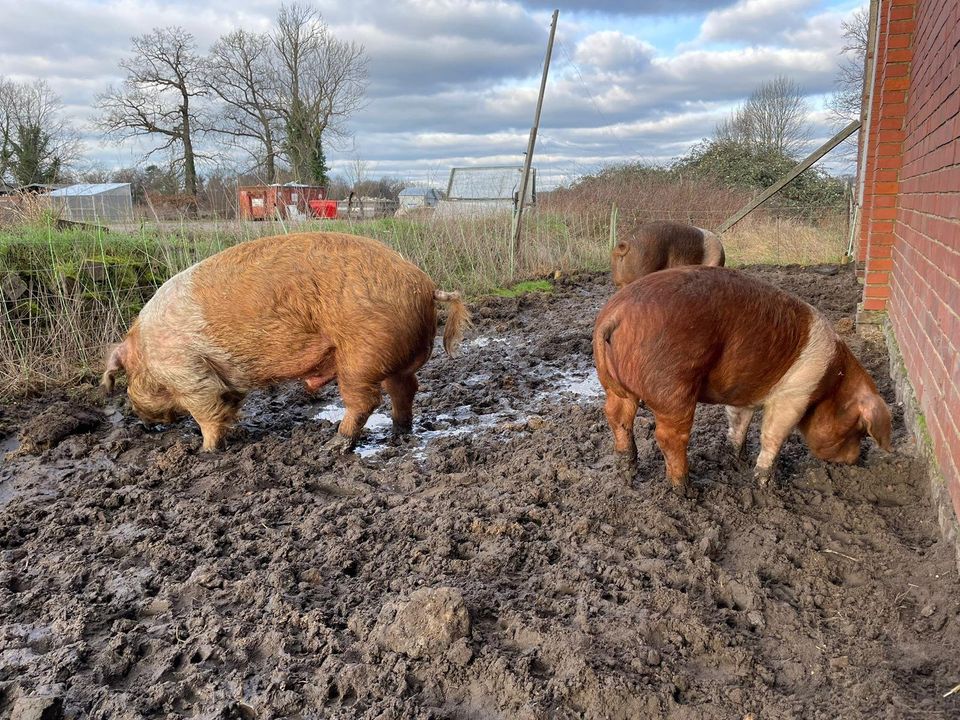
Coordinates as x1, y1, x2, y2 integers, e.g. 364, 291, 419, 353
270, 3, 368, 184
716, 75, 809, 157
0, 78, 79, 186
0, 78, 17, 183
828, 8, 871, 160
97, 27, 206, 196
205, 29, 283, 183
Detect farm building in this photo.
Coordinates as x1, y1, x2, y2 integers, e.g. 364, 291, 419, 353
398, 187, 443, 211
438, 165, 536, 216
238, 183, 326, 221
856, 0, 960, 565
47, 183, 133, 223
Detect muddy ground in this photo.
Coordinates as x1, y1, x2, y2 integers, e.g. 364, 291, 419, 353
1, 265, 959, 720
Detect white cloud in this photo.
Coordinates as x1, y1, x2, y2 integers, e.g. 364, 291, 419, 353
574, 31, 654, 71
0, 0, 861, 185
698, 0, 818, 44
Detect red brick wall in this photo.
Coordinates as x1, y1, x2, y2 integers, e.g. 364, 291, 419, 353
859, 0, 960, 522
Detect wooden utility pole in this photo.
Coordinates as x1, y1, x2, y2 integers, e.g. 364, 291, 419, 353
512, 9, 558, 264
716, 119, 861, 234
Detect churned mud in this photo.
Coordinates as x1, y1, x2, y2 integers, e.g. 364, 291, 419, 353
2, 265, 959, 720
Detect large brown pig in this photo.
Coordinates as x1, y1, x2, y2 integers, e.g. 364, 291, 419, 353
593, 266, 892, 496
611, 220, 725, 289
102, 232, 471, 452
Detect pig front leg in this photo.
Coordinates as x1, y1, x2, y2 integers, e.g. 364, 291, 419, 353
603, 393, 639, 483
725, 406, 755, 463
754, 399, 807, 487
184, 388, 244, 452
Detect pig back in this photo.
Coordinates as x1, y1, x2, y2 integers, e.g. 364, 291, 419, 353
186, 232, 438, 382
598, 266, 813, 407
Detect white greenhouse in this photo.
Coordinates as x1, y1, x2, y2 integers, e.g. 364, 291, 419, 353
48, 183, 134, 223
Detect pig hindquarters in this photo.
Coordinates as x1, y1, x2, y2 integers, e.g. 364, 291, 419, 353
102, 232, 471, 452
593, 266, 892, 495
611, 221, 725, 289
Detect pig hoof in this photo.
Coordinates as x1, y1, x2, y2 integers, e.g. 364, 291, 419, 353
670, 480, 698, 499
754, 467, 774, 488
614, 453, 637, 483
725, 444, 747, 469
392, 421, 413, 438
325, 433, 356, 456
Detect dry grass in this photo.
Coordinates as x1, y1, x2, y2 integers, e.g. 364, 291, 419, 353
0, 186, 849, 397
723, 212, 850, 266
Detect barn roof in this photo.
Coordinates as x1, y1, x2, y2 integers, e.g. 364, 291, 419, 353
48, 183, 131, 197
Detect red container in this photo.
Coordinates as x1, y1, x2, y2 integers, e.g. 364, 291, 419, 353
309, 199, 338, 218
238, 184, 326, 221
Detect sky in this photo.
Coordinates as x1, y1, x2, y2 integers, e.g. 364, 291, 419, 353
0, 0, 866, 189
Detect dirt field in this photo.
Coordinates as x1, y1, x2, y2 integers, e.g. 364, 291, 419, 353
2, 265, 959, 720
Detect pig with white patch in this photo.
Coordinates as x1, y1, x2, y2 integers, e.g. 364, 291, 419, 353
611, 220, 725, 289
102, 232, 471, 452
593, 266, 892, 496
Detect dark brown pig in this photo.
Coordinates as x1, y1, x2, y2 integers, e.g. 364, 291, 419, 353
102, 232, 471, 452
611, 220, 725, 289
593, 266, 891, 496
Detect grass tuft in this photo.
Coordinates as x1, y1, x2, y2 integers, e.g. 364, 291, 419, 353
492, 280, 554, 297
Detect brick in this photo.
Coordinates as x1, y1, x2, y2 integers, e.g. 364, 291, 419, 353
873, 204, 900, 218
887, 34, 913, 49
890, 5, 915, 19
871, 258, 896, 271
884, 76, 911, 91
889, 19, 917, 35
866, 271, 891, 285
883, 90, 908, 105
880, 102, 909, 117
866, 285, 892, 299
887, 48, 913, 62
877, 129, 906, 143
863, 298, 888, 311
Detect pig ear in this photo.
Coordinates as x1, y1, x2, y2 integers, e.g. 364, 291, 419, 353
101, 342, 127, 394
859, 392, 892, 452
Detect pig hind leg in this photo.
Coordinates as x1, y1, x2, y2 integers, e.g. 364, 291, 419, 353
652, 406, 697, 497
725, 406, 755, 460
328, 377, 383, 454
604, 393, 640, 483
754, 399, 807, 487
383, 373, 418, 436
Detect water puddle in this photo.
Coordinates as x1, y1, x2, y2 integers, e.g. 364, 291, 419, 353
465, 336, 507, 350
314, 405, 393, 458
1, 433, 20, 455
308, 361, 604, 462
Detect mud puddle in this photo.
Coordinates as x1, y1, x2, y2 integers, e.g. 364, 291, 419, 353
2, 266, 959, 720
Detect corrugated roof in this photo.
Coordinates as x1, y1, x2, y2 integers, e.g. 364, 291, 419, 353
399, 187, 441, 196
49, 183, 131, 197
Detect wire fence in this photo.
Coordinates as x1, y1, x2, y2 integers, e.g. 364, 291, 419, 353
0, 198, 851, 396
